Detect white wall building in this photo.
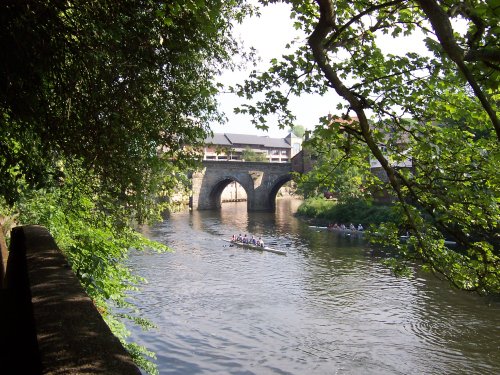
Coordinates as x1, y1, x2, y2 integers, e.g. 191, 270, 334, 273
204, 133, 303, 163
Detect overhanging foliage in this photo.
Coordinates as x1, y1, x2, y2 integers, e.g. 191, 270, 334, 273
0, 1, 254, 373
238, 0, 499, 293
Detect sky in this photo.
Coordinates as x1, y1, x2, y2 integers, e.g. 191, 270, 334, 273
211, 2, 340, 138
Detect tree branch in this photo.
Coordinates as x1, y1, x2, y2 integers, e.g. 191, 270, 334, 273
309, 0, 426, 250
416, 0, 500, 141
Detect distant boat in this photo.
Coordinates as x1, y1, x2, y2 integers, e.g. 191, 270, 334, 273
399, 235, 457, 246
222, 239, 287, 256
308, 225, 364, 237
308, 225, 329, 230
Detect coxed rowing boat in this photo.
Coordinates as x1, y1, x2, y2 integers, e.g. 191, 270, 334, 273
222, 239, 287, 256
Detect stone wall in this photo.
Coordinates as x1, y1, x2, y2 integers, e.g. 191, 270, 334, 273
0, 225, 141, 374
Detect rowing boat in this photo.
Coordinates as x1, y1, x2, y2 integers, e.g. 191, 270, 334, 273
400, 235, 457, 246
222, 239, 287, 256
308, 225, 364, 237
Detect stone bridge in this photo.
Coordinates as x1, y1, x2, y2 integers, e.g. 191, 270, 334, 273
191, 161, 293, 211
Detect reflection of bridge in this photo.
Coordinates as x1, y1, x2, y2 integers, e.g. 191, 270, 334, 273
191, 161, 293, 211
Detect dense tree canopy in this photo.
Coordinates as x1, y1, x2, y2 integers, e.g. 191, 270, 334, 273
1, 1, 252, 373
1, 0, 252, 212
295, 130, 372, 201
237, 0, 499, 293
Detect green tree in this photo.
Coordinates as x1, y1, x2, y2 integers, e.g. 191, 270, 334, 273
0, 1, 253, 373
216, 145, 236, 159
295, 130, 372, 201
292, 124, 306, 137
1, 0, 253, 211
236, 0, 500, 293
241, 146, 269, 161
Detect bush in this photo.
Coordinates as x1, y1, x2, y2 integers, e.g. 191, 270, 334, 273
296, 197, 401, 227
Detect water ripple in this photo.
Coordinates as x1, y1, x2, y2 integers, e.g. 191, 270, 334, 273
125, 201, 500, 375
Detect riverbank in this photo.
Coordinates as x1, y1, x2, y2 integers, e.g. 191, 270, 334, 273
295, 197, 401, 228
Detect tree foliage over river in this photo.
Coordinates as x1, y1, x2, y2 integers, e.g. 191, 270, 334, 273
297, 197, 401, 227
236, 0, 499, 294
1, 1, 499, 372
0, 1, 253, 373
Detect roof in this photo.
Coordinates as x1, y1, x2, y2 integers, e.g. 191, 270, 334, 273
207, 133, 291, 148
205, 133, 231, 146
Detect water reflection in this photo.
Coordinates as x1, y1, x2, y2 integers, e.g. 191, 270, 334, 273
128, 199, 500, 375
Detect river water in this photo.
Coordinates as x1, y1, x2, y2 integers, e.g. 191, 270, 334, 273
127, 199, 500, 375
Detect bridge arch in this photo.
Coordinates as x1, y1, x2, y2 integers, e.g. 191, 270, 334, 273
208, 177, 250, 210
191, 161, 293, 212
267, 174, 292, 211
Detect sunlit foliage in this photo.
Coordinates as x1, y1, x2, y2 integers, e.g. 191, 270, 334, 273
237, 0, 500, 294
